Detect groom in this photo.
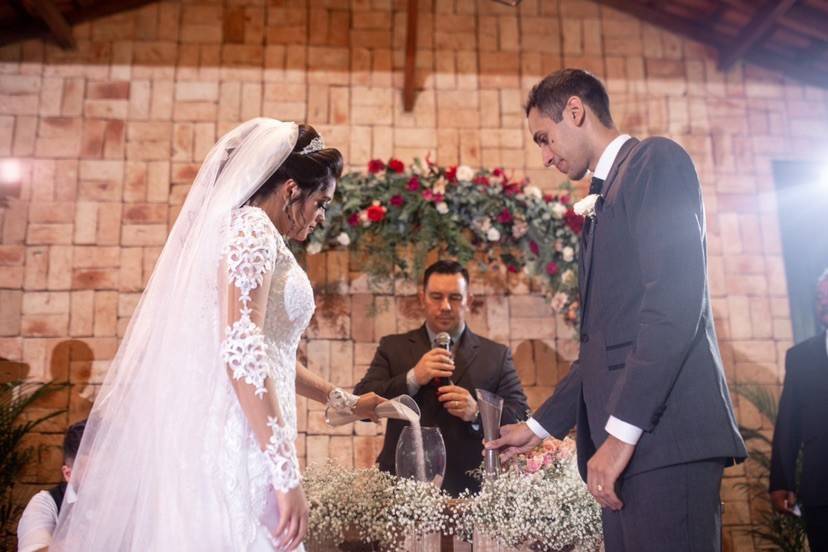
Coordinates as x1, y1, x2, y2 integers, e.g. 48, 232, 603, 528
487, 69, 747, 551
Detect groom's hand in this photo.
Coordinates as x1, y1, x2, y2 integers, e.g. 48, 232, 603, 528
587, 435, 635, 511
484, 422, 542, 463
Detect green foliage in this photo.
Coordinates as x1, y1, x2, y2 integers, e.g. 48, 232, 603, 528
734, 384, 808, 551
0, 381, 65, 549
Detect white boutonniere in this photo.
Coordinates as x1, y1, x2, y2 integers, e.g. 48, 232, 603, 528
573, 194, 600, 219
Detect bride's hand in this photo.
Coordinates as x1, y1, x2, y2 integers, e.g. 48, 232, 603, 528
273, 486, 309, 551
353, 392, 384, 422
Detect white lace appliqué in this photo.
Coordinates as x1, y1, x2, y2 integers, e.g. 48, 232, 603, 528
220, 208, 279, 398
220, 207, 304, 496
265, 417, 301, 491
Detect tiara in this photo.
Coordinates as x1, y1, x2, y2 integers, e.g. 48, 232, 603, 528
299, 136, 325, 155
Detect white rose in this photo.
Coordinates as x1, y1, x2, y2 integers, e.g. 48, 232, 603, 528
512, 219, 528, 239
524, 185, 543, 199
573, 194, 600, 217
562, 246, 574, 262
474, 216, 492, 232
550, 292, 568, 312
487, 227, 501, 242
550, 202, 568, 219
306, 241, 322, 255
436, 201, 449, 214
456, 165, 475, 182
336, 232, 351, 246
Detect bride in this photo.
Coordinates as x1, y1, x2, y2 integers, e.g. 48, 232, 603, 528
52, 119, 383, 551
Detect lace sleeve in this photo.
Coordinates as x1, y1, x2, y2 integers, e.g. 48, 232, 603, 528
220, 207, 300, 493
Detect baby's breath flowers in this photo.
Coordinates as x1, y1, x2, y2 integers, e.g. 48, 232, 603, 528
303, 461, 451, 549
455, 438, 602, 551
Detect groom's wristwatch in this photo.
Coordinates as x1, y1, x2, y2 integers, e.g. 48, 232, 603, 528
327, 387, 359, 413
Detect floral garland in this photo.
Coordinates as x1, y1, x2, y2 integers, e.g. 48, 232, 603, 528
308, 158, 585, 326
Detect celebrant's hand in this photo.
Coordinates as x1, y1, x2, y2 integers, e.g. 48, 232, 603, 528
353, 392, 384, 422
484, 422, 542, 462
437, 385, 478, 422
412, 348, 455, 386
586, 435, 634, 511
273, 486, 309, 550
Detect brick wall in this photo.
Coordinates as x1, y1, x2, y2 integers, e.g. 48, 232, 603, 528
1, 0, 827, 549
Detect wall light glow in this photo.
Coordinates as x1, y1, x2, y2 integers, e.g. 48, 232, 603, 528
0, 159, 23, 184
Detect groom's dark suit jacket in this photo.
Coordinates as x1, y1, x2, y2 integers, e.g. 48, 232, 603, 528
535, 137, 747, 480
354, 325, 529, 496
770, 333, 828, 507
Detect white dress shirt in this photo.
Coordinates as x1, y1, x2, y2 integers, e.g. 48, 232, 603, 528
527, 134, 643, 446
17, 485, 77, 552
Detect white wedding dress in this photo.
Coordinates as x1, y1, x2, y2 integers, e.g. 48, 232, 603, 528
211, 205, 315, 549
52, 120, 315, 551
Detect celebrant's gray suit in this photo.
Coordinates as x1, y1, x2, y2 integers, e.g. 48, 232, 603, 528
533, 137, 747, 551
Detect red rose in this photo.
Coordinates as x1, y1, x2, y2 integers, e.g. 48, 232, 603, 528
347, 212, 360, 227
564, 209, 584, 235
407, 177, 421, 191
502, 183, 521, 196
543, 193, 555, 204
422, 189, 443, 203
529, 241, 540, 255
368, 159, 385, 174
507, 264, 519, 274
497, 208, 513, 224
474, 176, 489, 186
445, 166, 458, 182
492, 168, 505, 178
390, 194, 405, 207
366, 204, 386, 222
546, 261, 559, 276
387, 159, 405, 173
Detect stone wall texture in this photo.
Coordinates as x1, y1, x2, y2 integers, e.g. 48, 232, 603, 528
2, 0, 828, 549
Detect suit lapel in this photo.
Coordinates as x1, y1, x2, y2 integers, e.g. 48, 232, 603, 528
580, 138, 639, 323
451, 328, 480, 385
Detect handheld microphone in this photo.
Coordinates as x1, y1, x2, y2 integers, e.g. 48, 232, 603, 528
434, 332, 454, 387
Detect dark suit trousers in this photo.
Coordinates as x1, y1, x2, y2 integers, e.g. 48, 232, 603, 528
601, 459, 725, 552
804, 505, 828, 552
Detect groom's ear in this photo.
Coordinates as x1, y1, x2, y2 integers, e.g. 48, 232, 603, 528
565, 96, 586, 127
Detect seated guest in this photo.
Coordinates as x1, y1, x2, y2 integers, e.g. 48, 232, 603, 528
354, 260, 529, 495
17, 420, 85, 552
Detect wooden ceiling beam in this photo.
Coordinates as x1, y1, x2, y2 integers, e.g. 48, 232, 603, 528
0, 0, 158, 48
745, 47, 828, 89
402, 0, 418, 112
596, 0, 725, 46
27, 0, 76, 49
719, 0, 797, 70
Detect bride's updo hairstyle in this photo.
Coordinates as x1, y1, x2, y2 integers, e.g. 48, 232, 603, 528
248, 123, 344, 209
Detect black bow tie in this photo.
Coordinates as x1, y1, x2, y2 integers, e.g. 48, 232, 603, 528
589, 176, 605, 195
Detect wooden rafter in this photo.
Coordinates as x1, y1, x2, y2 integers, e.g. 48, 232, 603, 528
26, 0, 76, 49
0, 0, 159, 48
596, 0, 724, 47
718, 0, 797, 70
402, 0, 418, 112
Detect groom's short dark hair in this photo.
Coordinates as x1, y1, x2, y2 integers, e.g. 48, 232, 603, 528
525, 68, 614, 128
423, 260, 469, 289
